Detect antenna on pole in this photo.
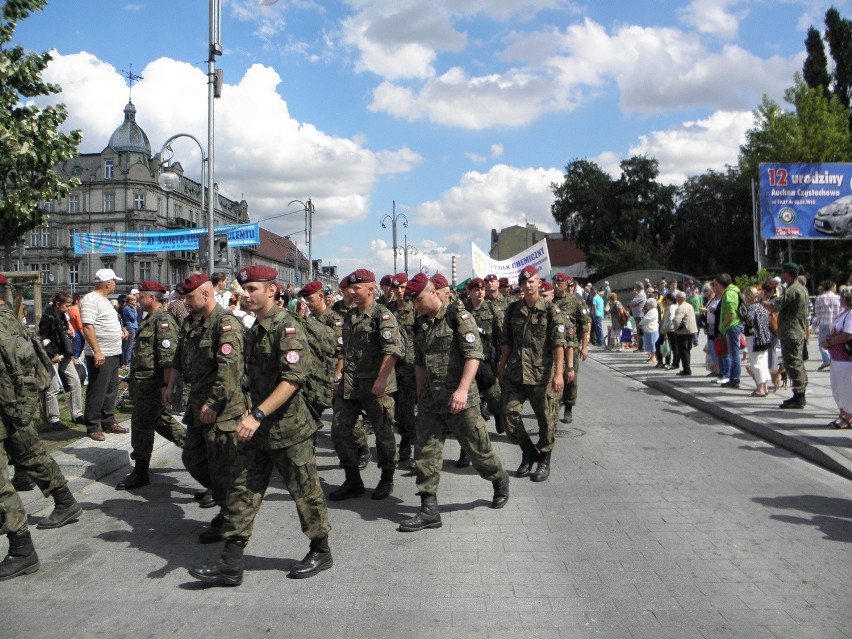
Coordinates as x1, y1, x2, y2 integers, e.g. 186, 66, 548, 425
121, 64, 144, 102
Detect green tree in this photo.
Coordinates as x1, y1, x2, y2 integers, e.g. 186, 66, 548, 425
550, 158, 615, 253
803, 26, 831, 93
0, 0, 82, 270
614, 155, 677, 249
825, 7, 852, 107
588, 238, 664, 277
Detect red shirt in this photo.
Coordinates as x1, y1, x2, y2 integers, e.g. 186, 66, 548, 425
67, 304, 82, 331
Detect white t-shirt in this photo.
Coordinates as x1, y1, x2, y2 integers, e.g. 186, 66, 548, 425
80, 292, 123, 357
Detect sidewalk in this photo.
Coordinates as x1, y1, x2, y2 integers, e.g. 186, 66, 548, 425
594, 334, 852, 481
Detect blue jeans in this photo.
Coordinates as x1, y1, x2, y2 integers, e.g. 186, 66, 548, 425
725, 324, 743, 384
592, 316, 604, 345
818, 324, 831, 365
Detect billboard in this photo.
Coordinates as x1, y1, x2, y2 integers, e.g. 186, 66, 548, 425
73, 223, 260, 254
471, 238, 551, 283
759, 163, 852, 240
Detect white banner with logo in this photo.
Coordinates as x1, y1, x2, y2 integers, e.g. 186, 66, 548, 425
471, 239, 551, 283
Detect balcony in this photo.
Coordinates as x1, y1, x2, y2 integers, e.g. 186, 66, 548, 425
167, 216, 194, 229
170, 250, 198, 263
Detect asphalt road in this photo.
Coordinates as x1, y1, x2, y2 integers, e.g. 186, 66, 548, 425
5, 356, 851, 639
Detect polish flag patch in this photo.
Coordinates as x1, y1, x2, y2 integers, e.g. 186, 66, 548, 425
222, 324, 232, 333
285, 327, 297, 335
382, 314, 391, 321
160, 323, 170, 330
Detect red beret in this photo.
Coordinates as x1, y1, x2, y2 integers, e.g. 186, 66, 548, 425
518, 266, 539, 282
0, 274, 7, 286
380, 274, 393, 287
403, 273, 430, 301
540, 282, 553, 292
467, 278, 485, 290
298, 280, 323, 298
484, 274, 498, 282
237, 265, 278, 285
552, 272, 573, 284
180, 273, 210, 293
138, 280, 167, 294
498, 277, 509, 286
430, 273, 449, 289
348, 269, 375, 285
338, 276, 350, 289
391, 272, 408, 287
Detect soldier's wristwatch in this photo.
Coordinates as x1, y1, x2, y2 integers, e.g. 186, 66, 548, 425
251, 408, 266, 421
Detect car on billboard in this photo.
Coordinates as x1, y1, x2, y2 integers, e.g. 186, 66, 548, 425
814, 195, 852, 236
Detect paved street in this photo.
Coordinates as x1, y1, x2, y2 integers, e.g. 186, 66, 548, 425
5, 354, 851, 639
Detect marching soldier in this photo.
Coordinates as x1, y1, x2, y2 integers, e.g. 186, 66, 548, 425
499, 266, 570, 483
386, 274, 417, 464
552, 273, 589, 424
190, 266, 332, 586
398, 274, 509, 532
116, 281, 185, 490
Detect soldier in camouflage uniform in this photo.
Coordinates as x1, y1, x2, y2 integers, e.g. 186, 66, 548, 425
164, 274, 248, 544
0, 276, 84, 580
190, 266, 332, 586
116, 281, 185, 490
775, 262, 810, 409
329, 269, 404, 502
386, 274, 417, 464
398, 274, 509, 532
552, 273, 589, 424
499, 266, 570, 483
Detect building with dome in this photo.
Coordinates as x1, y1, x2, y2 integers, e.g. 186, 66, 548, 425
14, 101, 319, 294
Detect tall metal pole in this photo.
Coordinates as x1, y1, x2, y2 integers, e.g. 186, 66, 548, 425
307, 198, 314, 282
207, 0, 221, 275
380, 200, 408, 276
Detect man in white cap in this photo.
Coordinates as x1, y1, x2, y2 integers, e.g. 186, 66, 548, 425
79, 269, 129, 441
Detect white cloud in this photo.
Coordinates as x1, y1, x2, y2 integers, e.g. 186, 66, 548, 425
678, 0, 747, 40
490, 143, 504, 158
123, 4, 143, 12
38, 52, 417, 240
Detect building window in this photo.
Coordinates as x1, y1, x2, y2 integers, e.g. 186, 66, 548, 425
104, 160, 114, 179
139, 261, 152, 281
171, 266, 184, 285
102, 260, 114, 271
103, 193, 114, 212
68, 194, 79, 213
34, 263, 51, 283
30, 226, 50, 247
69, 264, 79, 285
42, 201, 54, 213
134, 193, 145, 210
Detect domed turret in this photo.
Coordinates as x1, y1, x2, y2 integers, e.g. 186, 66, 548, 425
108, 101, 151, 156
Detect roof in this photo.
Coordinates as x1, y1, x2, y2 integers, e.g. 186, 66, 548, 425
107, 101, 151, 156
252, 228, 308, 268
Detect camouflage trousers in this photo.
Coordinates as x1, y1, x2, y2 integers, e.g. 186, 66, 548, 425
480, 378, 502, 417
0, 439, 28, 535
780, 337, 808, 394
222, 435, 330, 542
4, 416, 67, 498
561, 347, 581, 407
394, 372, 417, 444
130, 380, 186, 461
331, 394, 396, 469
501, 377, 559, 453
181, 416, 238, 509
414, 406, 503, 496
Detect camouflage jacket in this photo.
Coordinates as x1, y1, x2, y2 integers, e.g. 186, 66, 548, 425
315, 306, 344, 360
463, 297, 503, 352
0, 304, 39, 434
502, 296, 568, 385
386, 298, 416, 371
245, 305, 316, 448
773, 280, 809, 341
131, 306, 178, 382
341, 301, 404, 399
414, 303, 482, 414
553, 292, 589, 347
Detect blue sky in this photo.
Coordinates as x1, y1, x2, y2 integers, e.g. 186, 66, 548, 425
14, 0, 851, 278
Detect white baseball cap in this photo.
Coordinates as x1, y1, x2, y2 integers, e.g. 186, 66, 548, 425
94, 268, 123, 282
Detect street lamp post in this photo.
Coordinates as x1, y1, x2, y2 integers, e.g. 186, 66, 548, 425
402, 234, 417, 275
288, 199, 314, 282
380, 200, 408, 274
156, 133, 211, 272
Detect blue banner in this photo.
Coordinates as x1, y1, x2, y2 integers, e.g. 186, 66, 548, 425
759, 163, 852, 240
73, 223, 260, 254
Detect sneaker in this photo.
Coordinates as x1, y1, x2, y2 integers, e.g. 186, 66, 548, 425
720, 381, 740, 389
713, 377, 729, 384
818, 362, 830, 371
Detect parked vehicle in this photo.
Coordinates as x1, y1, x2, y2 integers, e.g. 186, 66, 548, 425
814, 195, 852, 236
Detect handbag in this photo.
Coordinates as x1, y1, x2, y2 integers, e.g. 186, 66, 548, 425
660, 339, 671, 358
714, 336, 728, 356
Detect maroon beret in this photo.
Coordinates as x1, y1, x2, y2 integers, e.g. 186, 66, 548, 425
0, 274, 7, 286
540, 281, 553, 292
391, 272, 408, 287
338, 276, 350, 289
430, 273, 449, 289
403, 273, 430, 301
552, 272, 573, 283
498, 277, 509, 287
348, 269, 376, 285
518, 266, 539, 282
298, 280, 323, 298
237, 265, 278, 285
380, 274, 393, 287
484, 274, 498, 282
138, 280, 167, 294
467, 278, 485, 290
180, 273, 210, 293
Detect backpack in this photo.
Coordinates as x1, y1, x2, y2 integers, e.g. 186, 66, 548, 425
736, 291, 748, 323
31, 333, 57, 392
301, 314, 337, 413
616, 302, 630, 325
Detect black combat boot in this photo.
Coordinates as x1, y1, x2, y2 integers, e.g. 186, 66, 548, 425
116, 459, 151, 490
329, 467, 365, 501
515, 439, 540, 478
0, 530, 40, 581
530, 452, 551, 483
779, 393, 806, 409
372, 468, 394, 500
37, 485, 83, 530
357, 444, 371, 470
199, 512, 225, 543
494, 413, 506, 434
189, 537, 246, 586
397, 437, 411, 463
456, 448, 471, 468
398, 494, 442, 532
561, 403, 573, 424
288, 535, 333, 579
491, 471, 510, 509
11, 466, 36, 492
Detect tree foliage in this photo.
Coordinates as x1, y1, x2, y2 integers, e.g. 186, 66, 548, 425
825, 7, 852, 108
0, 0, 82, 270
803, 26, 831, 93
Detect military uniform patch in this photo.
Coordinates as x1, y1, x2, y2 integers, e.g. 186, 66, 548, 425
286, 351, 300, 364
337, 336, 343, 345
161, 339, 171, 349
568, 327, 575, 336
460, 313, 470, 320
160, 323, 170, 329
222, 324, 232, 333
285, 327, 296, 335
381, 330, 392, 340
581, 308, 587, 314
464, 332, 475, 343
557, 325, 565, 333
220, 343, 233, 355
382, 314, 391, 321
